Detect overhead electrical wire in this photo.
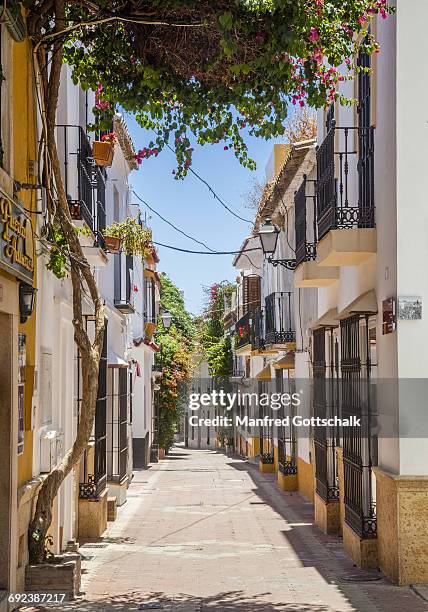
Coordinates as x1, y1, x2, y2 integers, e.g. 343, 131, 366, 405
162, 140, 254, 225
132, 189, 216, 252
152, 240, 261, 256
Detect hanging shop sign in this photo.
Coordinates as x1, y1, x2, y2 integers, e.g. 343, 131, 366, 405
0, 195, 34, 285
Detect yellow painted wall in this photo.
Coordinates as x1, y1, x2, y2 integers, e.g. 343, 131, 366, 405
13, 28, 38, 488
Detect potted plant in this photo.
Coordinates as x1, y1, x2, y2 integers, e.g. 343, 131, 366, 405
103, 217, 152, 256
92, 132, 116, 167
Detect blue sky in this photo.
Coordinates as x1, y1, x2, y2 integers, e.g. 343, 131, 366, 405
126, 115, 278, 315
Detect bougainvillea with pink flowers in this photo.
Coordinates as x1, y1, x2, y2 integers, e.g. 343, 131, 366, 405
36, 1, 394, 178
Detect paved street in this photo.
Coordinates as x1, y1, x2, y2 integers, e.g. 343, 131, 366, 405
31, 447, 427, 611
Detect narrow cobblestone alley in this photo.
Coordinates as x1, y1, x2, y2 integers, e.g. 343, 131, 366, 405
31, 447, 427, 611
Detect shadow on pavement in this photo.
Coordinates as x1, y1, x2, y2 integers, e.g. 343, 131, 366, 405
23, 589, 333, 611
225, 454, 427, 612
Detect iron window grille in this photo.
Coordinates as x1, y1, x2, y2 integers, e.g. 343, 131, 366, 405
235, 310, 253, 350
251, 306, 265, 351
276, 370, 297, 475
258, 381, 274, 464
107, 366, 129, 483
144, 277, 156, 324
340, 314, 377, 539
78, 318, 108, 499
313, 328, 339, 502
114, 253, 135, 313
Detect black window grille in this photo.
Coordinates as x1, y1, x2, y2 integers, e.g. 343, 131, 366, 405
276, 369, 297, 475
107, 366, 129, 483
258, 381, 274, 464
316, 123, 375, 241
144, 277, 156, 323
340, 314, 377, 538
313, 328, 339, 502
235, 310, 253, 350
79, 318, 108, 499
265, 292, 295, 345
114, 253, 135, 313
251, 306, 265, 350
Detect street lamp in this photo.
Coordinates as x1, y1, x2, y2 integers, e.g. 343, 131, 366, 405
160, 310, 172, 329
258, 218, 296, 270
19, 282, 37, 323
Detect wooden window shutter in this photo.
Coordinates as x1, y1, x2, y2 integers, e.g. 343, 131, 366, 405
243, 275, 260, 313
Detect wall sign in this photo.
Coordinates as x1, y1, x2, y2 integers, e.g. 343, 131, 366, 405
0, 195, 34, 285
397, 296, 422, 320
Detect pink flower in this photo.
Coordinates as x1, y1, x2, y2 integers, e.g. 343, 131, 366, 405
224, 145, 229, 151
299, 100, 305, 107
359, 15, 366, 25
380, 8, 387, 19
310, 27, 319, 42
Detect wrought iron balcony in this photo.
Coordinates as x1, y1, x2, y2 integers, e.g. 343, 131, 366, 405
295, 176, 317, 266
264, 292, 295, 345
235, 310, 253, 350
251, 306, 265, 351
58, 124, 107, 241
316, 122, 375, 241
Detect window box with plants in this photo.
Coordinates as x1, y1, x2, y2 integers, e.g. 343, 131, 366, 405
92, 132, 116, 167
103, 217, 152, 256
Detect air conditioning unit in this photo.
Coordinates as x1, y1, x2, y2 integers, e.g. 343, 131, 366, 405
40, 429, 64, 473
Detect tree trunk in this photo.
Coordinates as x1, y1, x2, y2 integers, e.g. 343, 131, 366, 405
28, 0, 105, 564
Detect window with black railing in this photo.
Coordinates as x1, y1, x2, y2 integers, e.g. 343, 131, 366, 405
340, 314, 377, 539
316, 123, 375, 241
259, 381, 274, 464
316, 41, 374, 241
276, 370, 297, 475
107, 366, 129, 483
251, 306, 265, 351
58, 124, 107, 243
264, 292, 295, 345
313, 328, 339, 503
295, 176, 317, 266
144, 277, 156, 324
79, 318, 108, 499
231, 355, 245, 378
114, 253, 135, 313
235, 310, 253, 350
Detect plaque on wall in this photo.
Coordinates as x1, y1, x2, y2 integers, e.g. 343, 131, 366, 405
397, 296, 422, 320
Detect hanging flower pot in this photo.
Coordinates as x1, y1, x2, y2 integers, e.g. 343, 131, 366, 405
92, 133, 116, 167
92, 141, 114, 167
104, 235, 121, 254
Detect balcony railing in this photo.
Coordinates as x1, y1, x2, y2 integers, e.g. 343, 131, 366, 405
235, 311, 252, 350
316, 122, 375, 241
265, 292, 295, 345
58, 124, 107, 241
251, 306, 265, 351
295, 176, 317, 266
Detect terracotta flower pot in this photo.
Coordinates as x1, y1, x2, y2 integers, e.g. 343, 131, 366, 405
92, 140, 114, 167
104, 235, 121, 254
